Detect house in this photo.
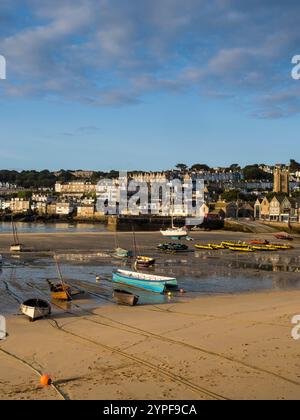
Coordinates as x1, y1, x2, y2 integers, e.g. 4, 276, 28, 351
260, 197, 270, 221
269, 196, 291, 222
10, 198, 31, 214
254, 199, 262, 219
238, 203, 254, 218
77, 205, 95, 218
56, 202, 74, 215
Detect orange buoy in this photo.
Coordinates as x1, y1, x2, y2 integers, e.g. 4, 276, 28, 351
40, 374, 51, 386
167, 292, 172, 297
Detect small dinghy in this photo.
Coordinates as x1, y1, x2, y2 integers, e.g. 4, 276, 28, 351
113, 289, 139, 306
20, 299, 51, 321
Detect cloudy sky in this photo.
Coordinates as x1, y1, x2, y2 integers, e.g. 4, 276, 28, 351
0, 0, 299, 170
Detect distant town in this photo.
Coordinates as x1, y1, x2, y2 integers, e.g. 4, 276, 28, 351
0, 160, 300, 227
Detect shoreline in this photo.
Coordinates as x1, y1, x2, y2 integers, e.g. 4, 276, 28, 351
1, 289, 300, 400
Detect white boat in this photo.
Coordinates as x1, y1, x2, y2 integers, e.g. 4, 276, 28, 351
20, 299, 51, 321
10, 218, 25, 252
160, 215, 188, 238
160, 227, 188, 238
10, 244, 25, 252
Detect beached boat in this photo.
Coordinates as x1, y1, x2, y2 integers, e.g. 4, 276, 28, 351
113, 289, 139, 306
267, 244, 293, 250
132, 230, 155, 268
222, 241, 249, 249
157, 242, 189, 252
209, 244, 225, 250
112, 269, 177, 294
275, 233, 294, 241
228, 246, 254, 253
10, 218, 25, 252
250, 240, 270, 245
160, 227, 188, 239
135, 256, 156, 268
251, 245, 277, 252
113, 247, 133, 259
194, 244, 215, 250
160, 216, 188, 239
47, 279, 82, 301
20, 299, 51, 321
47, 254, 83, 301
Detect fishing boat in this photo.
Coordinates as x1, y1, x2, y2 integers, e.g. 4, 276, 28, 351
10, 218, 25, 252
112, 269, 177, 294
228, 246, 254, 253
20, 299, 51, 321
194, 244, 215, 250
135, 256, 156, 268
113, 289, 139, 306
112, 247, 133, 259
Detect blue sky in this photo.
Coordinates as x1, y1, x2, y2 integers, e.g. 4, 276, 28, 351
0, 0, 299, 171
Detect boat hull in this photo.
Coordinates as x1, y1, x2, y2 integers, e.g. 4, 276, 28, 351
113, 271, 177, 294
113, 289, 139, 306
20, 299, 51, 321
10, 244, 24, 252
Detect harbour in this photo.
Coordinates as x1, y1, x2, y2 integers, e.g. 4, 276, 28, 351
1, 229, 300, 399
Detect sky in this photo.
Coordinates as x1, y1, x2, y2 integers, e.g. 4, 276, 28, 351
0, 0, 300, 171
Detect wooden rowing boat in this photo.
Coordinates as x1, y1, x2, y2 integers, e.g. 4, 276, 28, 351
20, 299, 51, 321
135, 256, 156, 268
113, 289, 139, 306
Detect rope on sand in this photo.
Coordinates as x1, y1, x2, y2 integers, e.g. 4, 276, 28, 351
0, 347, 68, 400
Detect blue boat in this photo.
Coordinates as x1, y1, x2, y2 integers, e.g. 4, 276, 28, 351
112, 269, 177, 294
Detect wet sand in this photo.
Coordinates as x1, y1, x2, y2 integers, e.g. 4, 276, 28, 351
1, 231, 300, 400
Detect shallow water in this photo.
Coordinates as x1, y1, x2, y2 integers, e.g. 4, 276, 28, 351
0, 221, 107, 234
1, 253, 300, 315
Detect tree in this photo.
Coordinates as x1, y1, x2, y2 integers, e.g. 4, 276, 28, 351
190, 164, 210, 172
242, 165, 272, 181
229, 164, 241, 171
290, 159, 300, 171
175, 163, 188, 172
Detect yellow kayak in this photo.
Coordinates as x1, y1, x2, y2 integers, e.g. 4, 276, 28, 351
251, 246, 277, 252
195, 244, 215, 250
222, 241, 249, 249
228, 246, 254, 253
208, 244, 225, 250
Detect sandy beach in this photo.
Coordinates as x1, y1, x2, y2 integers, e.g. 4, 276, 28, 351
1, 230, 300, 400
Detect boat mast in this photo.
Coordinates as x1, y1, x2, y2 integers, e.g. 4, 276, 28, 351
11, 216, 19, 245
54, 253, 65, 286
